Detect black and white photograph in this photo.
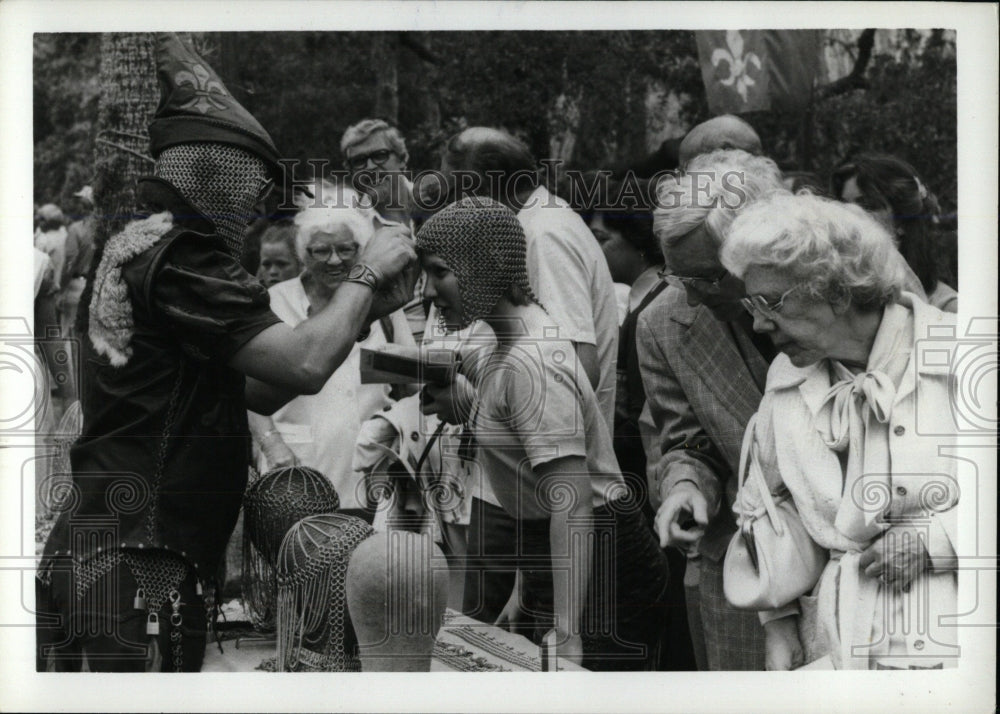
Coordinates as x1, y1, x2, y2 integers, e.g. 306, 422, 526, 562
0, 1, 996, 712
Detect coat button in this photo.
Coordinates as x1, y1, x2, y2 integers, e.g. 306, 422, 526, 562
896, 486, 908, 497
913, 640, 925, 650
894, 425, 906, 436
410, 432, 419, 441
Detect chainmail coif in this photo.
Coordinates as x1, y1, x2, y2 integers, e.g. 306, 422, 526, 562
242, 466, 340, 628
275, 513, 374, 672
154, 143, 269, 258
415, 196, 540, 331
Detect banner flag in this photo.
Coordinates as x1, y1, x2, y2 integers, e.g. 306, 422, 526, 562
696, 30, 824, 115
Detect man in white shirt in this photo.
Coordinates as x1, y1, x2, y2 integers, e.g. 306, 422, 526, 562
438, 127, 618, 432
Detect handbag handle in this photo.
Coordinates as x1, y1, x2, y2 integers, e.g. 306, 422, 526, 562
736, 413, 787, 537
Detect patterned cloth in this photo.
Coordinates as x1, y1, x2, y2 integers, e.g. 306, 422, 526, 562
204, 609, 586, 672
688, 556, 766, 671
87, 212, 175, 366
636, 285, 769, 670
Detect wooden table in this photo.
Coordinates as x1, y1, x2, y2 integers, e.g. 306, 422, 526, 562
202, 609, 585, 672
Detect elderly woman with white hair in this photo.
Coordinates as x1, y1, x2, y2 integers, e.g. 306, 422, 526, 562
721, 192, 959, 670
250, 193, 414, 520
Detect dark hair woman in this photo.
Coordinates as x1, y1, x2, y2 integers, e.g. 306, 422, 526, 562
832, 152, 957, 312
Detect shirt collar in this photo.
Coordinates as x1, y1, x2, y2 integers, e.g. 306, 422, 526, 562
629, 266, 662, 312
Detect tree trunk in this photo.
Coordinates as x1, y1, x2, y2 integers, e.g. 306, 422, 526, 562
371, 32, 399, 124
77, 33, 158, 335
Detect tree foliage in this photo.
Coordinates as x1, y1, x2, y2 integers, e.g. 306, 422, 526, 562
34, 30, 956, 214
33, 33, 101, 211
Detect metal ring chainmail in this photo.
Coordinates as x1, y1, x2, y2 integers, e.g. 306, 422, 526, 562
153, 143, 270, 258
415, 196, 542, 330
241, 466, 341, 629
73, 548, 192, 670
275, 513, 375, 672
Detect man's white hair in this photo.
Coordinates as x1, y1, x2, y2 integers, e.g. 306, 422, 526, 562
652, 149, 788, 256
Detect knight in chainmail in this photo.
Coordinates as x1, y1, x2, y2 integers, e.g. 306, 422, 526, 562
36, 32, 416, 674
36, 34, 285, 673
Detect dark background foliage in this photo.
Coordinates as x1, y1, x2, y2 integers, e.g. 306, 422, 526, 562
34, 30, 956, 216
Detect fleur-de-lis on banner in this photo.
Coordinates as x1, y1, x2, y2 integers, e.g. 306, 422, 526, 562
174, 63, 229, 114
711, 30, 762, 103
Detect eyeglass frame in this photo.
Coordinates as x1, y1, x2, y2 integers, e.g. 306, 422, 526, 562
344, 149, 398, 172
305, 242, 359, 263
658, 267, 730, 295
740, 283, 807, 319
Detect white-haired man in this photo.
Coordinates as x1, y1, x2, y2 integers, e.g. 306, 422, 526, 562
637, 149, 788, 670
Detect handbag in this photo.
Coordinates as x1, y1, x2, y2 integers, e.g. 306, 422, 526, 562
723, 413, 828, 610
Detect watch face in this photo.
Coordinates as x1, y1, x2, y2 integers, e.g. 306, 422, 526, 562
348, 264, 367, 279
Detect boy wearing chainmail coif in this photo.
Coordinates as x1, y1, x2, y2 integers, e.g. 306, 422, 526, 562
417, 197, 670, 670
36, 33, 415, 672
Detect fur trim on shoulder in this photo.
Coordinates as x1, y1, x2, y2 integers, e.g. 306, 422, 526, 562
89, 212, 175, 367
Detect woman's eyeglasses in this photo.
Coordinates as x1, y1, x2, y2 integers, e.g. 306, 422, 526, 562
306, 244, 358, 262
659, 268, 729, 295
740, 283, 805, 319
345, 149, 396, 172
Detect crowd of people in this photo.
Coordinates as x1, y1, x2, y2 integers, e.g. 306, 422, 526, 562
35, 34, 960, 673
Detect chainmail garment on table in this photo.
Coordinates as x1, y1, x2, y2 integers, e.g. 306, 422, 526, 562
154, 143, 269, 258
415, 196, 541, 331
241, 466, 341, 629
275, 513, 374, 672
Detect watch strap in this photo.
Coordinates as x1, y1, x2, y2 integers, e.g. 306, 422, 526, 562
344, 263, 381, 292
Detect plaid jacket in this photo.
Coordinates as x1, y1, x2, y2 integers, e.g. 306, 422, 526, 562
636, 285, 769, 561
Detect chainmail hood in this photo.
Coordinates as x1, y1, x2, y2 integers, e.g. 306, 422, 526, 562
276, 513, 374, 671
242, 466, 340, 628
415, 196, 539, 331
154, 142, 269, 258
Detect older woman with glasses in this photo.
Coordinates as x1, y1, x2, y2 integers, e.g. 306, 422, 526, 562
249, 192, 415, 520
721, 192, 959, 670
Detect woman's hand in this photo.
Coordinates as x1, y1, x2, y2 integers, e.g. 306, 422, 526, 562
764, 616, 804, 670
260, 431, 300, 469
859, 525, 929, 591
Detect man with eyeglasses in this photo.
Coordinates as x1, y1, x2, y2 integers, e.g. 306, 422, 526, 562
636, 149, 788, 671
341, 119, 427, 343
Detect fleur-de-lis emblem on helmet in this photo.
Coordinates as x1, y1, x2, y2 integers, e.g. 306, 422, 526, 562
174, 63, 229, 114
711, 30, 762, 103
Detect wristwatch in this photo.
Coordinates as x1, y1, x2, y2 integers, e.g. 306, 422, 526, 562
344, 263, 381, 292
